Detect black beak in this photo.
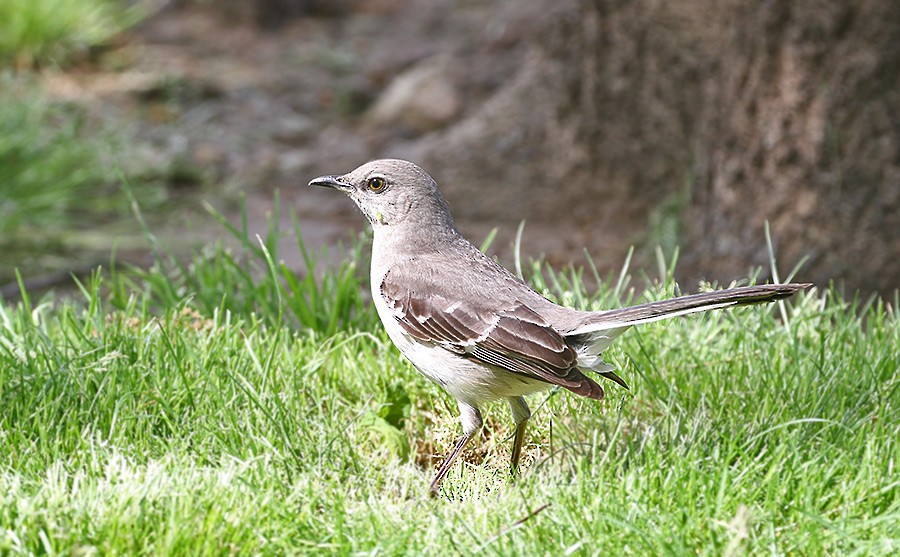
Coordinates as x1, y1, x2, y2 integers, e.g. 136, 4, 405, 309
308, 175, 349, 190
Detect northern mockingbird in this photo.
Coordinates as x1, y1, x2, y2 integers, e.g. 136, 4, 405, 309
309, 159, 810, 494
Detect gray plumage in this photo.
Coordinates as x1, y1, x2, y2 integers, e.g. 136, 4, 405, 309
309, 159, 811, 494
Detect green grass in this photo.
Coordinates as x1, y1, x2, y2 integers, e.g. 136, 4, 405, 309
0, 0, 143, 68
1, 220, 898, 554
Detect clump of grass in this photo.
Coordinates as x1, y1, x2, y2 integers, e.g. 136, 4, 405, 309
0, 0, 144, 68
110, 193, 378, 336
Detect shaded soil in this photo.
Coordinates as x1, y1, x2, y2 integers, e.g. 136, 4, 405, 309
27, 0, 897, 295
33, 1, 631, 288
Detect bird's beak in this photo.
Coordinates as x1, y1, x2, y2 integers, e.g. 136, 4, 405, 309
308, 175, 350, 191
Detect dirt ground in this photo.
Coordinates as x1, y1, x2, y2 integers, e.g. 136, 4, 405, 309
34, 1, 637, 285
37, 0, 894, 297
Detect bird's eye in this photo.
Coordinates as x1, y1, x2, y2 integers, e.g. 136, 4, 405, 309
367, 177, 387, 192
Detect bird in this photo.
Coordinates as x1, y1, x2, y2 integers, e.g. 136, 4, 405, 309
308, 159, 810, 495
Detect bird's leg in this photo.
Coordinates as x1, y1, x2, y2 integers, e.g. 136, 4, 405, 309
508, 396, 531, 477
429, 433, 473, 495
430, 403, 482, 496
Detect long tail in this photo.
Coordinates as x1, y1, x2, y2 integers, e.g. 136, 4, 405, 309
571, 283, 812, 334
565, 282, 811, 392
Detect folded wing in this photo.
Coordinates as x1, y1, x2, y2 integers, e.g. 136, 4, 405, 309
380, 270, 606, 399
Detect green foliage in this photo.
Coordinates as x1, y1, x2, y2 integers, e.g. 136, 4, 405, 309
0, 78, 172, 285
0, 239, 898, 553
0, 79, 112, 236
360, 382, 413, 459
0, 0, 143, 68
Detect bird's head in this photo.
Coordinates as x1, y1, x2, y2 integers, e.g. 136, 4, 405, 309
309, 159, 455, 231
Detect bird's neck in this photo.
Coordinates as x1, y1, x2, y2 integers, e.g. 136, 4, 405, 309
370, 218, 463, 282
373, 218, 460, 253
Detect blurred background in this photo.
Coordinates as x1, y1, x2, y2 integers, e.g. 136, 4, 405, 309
1, 0, 898, 298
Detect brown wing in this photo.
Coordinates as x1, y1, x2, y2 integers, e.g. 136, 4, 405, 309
380, 269, 604, 400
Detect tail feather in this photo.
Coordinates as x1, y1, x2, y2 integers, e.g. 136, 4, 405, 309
599, 370, 629, 389
566, 282, 810, 391
570, 283, 812, 334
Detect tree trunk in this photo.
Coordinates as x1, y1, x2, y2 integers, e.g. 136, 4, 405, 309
414, 0, 900, 294
684, 0, 900, 294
